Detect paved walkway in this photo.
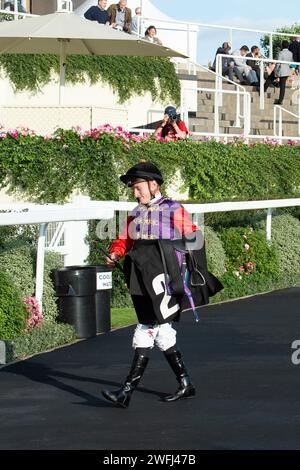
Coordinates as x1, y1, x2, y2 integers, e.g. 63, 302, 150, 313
1, 287, 300, 450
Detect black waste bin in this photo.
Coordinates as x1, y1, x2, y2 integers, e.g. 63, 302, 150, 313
52, 265, 112, 339
93, 265, 112, 334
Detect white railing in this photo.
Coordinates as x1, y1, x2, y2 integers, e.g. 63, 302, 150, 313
0, 105, 128, 135
0, 8, 36, 19
0, 0, 71, 17
128, 128, 300, 143
181, 86, 251, 137
274, 105, 300, 144
216, 54, 300, 112
56, 0, 73, 13
178, 58, 250, 137
141, 15, 300, 61
1, 197, 299, 312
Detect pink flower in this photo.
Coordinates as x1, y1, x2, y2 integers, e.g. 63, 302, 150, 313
23, 296, 43, 330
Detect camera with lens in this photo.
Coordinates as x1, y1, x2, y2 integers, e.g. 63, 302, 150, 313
165, 106, 177, 122
168, 112, 177, 121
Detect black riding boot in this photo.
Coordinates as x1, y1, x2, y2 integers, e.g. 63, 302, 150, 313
162, 349, 195, 402
101, 351, 149, 408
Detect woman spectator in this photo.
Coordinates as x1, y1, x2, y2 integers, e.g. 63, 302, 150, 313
144, 26, 162, 46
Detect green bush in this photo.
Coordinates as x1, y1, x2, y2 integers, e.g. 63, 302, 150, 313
0, 221, 38, 247
1, 134, 299, 204
204, 209, 267, 231
220, 226, 279, 278
212, 271, 300, 303
0, 241, 63, 323
5, 322, 76, 362
204, 226, 226, 278
255, 214, 300, 275
0, 271, 28, 340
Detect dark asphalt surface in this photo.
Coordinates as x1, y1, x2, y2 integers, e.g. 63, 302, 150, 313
0, 287, 299, 450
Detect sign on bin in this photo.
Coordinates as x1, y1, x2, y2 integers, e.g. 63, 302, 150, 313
96, 271, 112, 290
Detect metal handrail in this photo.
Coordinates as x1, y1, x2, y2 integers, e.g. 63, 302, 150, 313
181, 86, 251, 139
178, 58, 248, 135
141, 15, 300, 60
0, 8, 37, 18
0, 0, 72, 17
274, 105, 300, 144
128, 128, 300, 144
216, 54, 300, 111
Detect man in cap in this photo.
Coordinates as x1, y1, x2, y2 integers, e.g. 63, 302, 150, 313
101, 161, 223, 408
153, 106, 188, 140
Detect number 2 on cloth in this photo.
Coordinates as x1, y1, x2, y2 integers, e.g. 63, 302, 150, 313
152, 273, 180, 320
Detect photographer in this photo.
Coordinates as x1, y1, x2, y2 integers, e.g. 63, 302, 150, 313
153, 106, 188, 140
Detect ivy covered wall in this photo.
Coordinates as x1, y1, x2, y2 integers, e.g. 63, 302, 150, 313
0, 54, 181, 105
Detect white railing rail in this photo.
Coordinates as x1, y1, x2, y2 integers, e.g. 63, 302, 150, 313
274, 105, 300, 144
181, 86, 251, 138
56, 0, 73, 13
177, 58, 250, 137
128, 128, 300, 143
1, 197, 300, 312
0, 8, 37, 19
141, 15, 300, 61
0, 0, 71, 17
216, 54, 300, 112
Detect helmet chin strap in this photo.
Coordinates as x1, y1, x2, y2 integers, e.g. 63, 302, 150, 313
148, 181, 156, 200
136, 181, 156, 205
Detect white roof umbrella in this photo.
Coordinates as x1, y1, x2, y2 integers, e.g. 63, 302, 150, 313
0, 8, 187, 104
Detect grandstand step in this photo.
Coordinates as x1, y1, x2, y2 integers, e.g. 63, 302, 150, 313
193, 69, 300, 139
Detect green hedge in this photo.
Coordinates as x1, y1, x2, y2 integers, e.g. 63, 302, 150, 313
0, 242, 63, 323
205, 226, 226, 278
220, 227, 279, 278
255, 214, 300, 275
213, 272, 300, 304
4, 323, 76, 363
0, 271, 28, 340
0, 133, 299, 204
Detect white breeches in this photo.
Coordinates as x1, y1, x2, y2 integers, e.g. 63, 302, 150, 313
132, 323, 177, 351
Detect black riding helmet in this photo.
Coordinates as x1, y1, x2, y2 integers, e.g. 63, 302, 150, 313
120, 161, 164, 187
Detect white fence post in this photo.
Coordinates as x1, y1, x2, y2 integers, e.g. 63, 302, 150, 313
269, 34, 273, 60
259, 61, 265, 110
266, 208, 272, 242
13, 0, 18, 19
63, 195, 91, 267
36, 223, 48, 312
279, 107, 283, 145
234, 91, 241, 128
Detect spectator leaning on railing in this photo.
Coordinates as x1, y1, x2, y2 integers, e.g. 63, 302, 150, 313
144, 25, 162, 46
107, 0, 132, 34
84, 0, 110, 25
